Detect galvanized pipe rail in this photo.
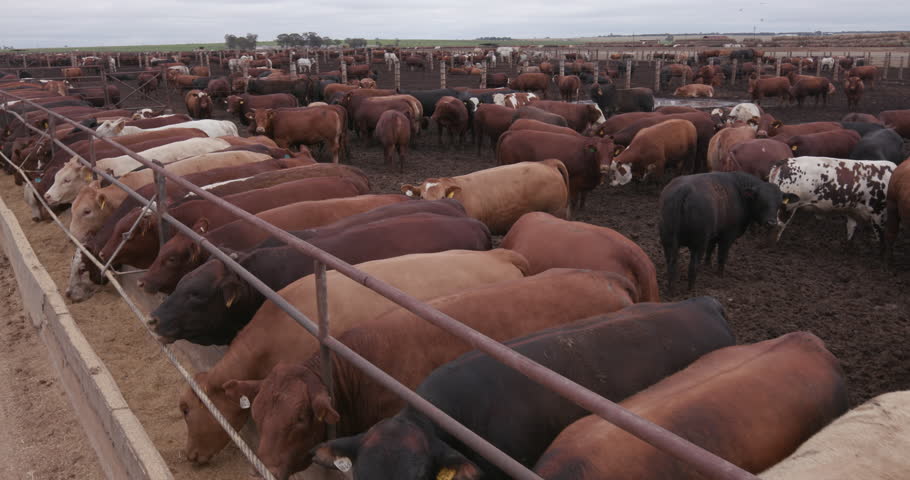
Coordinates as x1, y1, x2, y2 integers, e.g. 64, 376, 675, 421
0, 88, 759, 480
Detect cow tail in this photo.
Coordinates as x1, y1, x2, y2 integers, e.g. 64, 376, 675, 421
494, 132, 509, 165
544, 158, 572, 219
659, 188, 687, 256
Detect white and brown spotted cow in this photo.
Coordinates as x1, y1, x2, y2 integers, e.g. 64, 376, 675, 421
769, 157, 896, 246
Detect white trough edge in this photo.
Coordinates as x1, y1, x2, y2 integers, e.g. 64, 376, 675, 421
0, 194, 173, 480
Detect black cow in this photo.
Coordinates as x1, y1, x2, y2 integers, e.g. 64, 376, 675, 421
310, 297, 735, 480
191, 76, 212, 90
659, 172, 785, 292
247, 78, 313, 104
151, 211, 488, 345
589, 83, 654, 115
849, 128, 904, 164
841, 121, 886, 137
399, 88, 458, 118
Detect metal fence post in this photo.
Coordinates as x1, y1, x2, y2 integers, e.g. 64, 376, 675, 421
899, 56, 905, 81
625, 59, 632, 89
341, 60, 347, 84
314, 260, 336, 440
89, 138, 97, 180
440, 61, 446, 88
731, 59, 738, 86
154, 162, 168, 245
479, 60, 486, 89
559, 60, 565, 77
48, 114, 56, 159
654, 60, 662, 92
394, 60, 401, 92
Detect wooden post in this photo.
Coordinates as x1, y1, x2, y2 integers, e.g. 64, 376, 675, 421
883, 52, 890, 80
47, 55, 51, 68
395, 60, 401, 91
593, 61, 599, 84
899, 56, 904, 81
776, 60, 782, 77
798, 61, 803, 75
559, 60, 565, 77
314, 56, 320, 74
834, 63, 840, 82
816, 57, 822, 77
479, 60, 487, 89
757, 56, 763, 77
340, 60, 347, 84
440, 61, 446, 88
625, 59, 632, 89
731, 58, 738, 86
654, 59, 662, 92
289, 60, 297, 80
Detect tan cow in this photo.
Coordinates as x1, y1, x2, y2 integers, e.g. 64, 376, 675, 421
603, 119, 698, 185
179, 249, 530, 465
401, 160, 570, 234
674, 84, 714, 98
707, 124, 757, 171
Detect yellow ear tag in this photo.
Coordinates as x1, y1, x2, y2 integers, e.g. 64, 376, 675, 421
791, 145, 798, 151
226, 293, 236, 308
446, 191, 455, 199
99, 199, 106, 210
437, 468, 456, 480
782, 197, 789, 205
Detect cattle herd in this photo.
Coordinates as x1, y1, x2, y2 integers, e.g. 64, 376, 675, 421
1, 44, 910, 480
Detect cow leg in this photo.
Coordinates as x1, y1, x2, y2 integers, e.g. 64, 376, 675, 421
687, 245, 705, 291
884, 204, 900, 265
437, 122, 443, 145
716, 235, 736, 276
663, 243, 680, 294
704, 239, 717, 267
845, 216, 859, 243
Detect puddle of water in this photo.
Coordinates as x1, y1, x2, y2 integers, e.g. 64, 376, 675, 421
654, 97, 745, 109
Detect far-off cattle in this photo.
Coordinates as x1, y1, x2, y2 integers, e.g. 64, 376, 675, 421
184, 90, 213, 119
749, 75, 792, 106
535, 332, 847, 480
848, 66, 878, 87
788, 75, 833, 107
603, 119, 697, 186
311, 297, 735, 480
430, 96, 469, 145
508, 72, 550, 96
771, 157, 896, 247
226, 93, 298, 125
374, 110, 411, 171
674, 84, 714, 98
401, 160, 569, 234
250, 106, 345, 163
844, 76, 864, 109
660, 172, 785, 291
555, 75, 581, 102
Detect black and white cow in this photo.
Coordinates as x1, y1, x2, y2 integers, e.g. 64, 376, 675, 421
769, 157, 897, 246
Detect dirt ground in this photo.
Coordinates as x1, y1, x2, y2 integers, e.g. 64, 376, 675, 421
0, 254, 104, 480
1, 56, 909, 478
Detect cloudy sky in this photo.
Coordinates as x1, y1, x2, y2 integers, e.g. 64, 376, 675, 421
3, 0, 904, 48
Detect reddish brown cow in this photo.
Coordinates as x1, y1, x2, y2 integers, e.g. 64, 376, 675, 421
509, 119, 583, 138
696, 65, 725, 86
591, 112, 662, 137
226, 93, 298, 125
497, 130, 613, 209
508, 73, 550, 96
843, 76, 865, 110
62, 67, 82, 83
555, 75, 581, 102
486, 73, 509, 88
473, 104, 514, 155
608, 112, 715, 173
787, 74, 832, 107
375, 110, 411, 172
603, 119, 698, 186
786, 129, 861, 158
767, 121, 842, 139
707, 125, 757, 172
655, 106, 700, 114
204, 78, 230, 102
527, 99, 605, 132
184, 90, 213, 119
749, 75, 792, 106
885, 160, 910, 264
848, 66, 878, 87
842, 112, 879, 124
722, 139, 794, 180
430, 96, 469, 145
347, 64, 375, 79
879, 110, 910, 138
250, 107, 345, 163
502, 212, 659, 301
353, 97, 412, 141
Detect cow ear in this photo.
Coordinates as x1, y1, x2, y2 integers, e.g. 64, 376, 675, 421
782, 193, 800, 205
96, 193, 108, 210
311, 391, 340, 425
221, 379, 261, 409
267, 110, 276, 119
245, 112, 254, 120
444, 186, 461, 199
193, 218, 209, 234
310, 434, 365, 472
771, 120, 783, 128
433, 442, 482, 480
400, 184, 422, 198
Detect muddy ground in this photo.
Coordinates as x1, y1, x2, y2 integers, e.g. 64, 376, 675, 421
1, 57, 909, 478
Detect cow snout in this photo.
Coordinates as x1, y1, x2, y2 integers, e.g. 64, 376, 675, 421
136, 279, 145, 289
185, 449, 211, 465
255, 127, 265, 134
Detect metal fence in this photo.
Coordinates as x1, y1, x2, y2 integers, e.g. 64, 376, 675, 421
0, 87, 760, 480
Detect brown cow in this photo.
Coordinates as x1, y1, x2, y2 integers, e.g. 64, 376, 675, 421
696, 65, 725, 86
352, 97, 413, 141
674, 84, 714, 98
509, 118, 583, 138
848, 66, 878, 87
190, 66, 210, 77
534, 332, 847, 480
604, 119, 697, 185
179, 249, 529, 466
486, 72, 509, 88
879, 110, 910, 138
347, 64, 374, 79
497, 130, 613, 209
226, 93, 298, 125
843, 76, 865, 110
430, 96, 469, 145
555, 75, 581, 102
245, 268, 636, 479
527, 99, 605, 132
786, 129, 861, 158
707, 125, 757, 172
885, 160, 910, 264
250, 107, 344, 163
401, 160, 569, 234
721, 139, 794, 180
749, 75, 791, 106
204, 78, 230, 103
608, 112, 715, 173
62, 67, 82, 83
184, 90, 213, 119
767, 121, 842, 139
787, 74, 832, 107
502, 212, 659, 302
374, 110, 411, 172
592, 112, 662, 137
472, 104, 514, 155
137, 72, 159, 95
508, 73, 550, 96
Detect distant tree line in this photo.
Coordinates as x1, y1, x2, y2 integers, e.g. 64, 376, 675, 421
274, 32, 370, 48
225, 33, 258, 50
476, 36, 512, 41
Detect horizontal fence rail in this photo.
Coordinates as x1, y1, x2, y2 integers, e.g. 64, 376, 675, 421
0, 87, 760, 480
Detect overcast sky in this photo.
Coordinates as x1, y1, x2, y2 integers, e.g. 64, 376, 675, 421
3, 1, 905, 48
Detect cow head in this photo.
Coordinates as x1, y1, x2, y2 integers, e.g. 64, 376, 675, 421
95, 118, 127, 138
45, 158, 92, 206
742, 181, 787, 228
180, 371, 246, 465
99, 211, 157, 269
69, 181, 113, 242
247, 108, 276, 135
141, 218, 210, 293
311, 417, 481, 480
767, 120, 784, 137
233, 363, 338, 480
587, 104, 606, 126
225, 95, 243, 114
401, 179, 459, 200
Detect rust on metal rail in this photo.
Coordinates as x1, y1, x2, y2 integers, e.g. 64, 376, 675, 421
0, 88, 760, 480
